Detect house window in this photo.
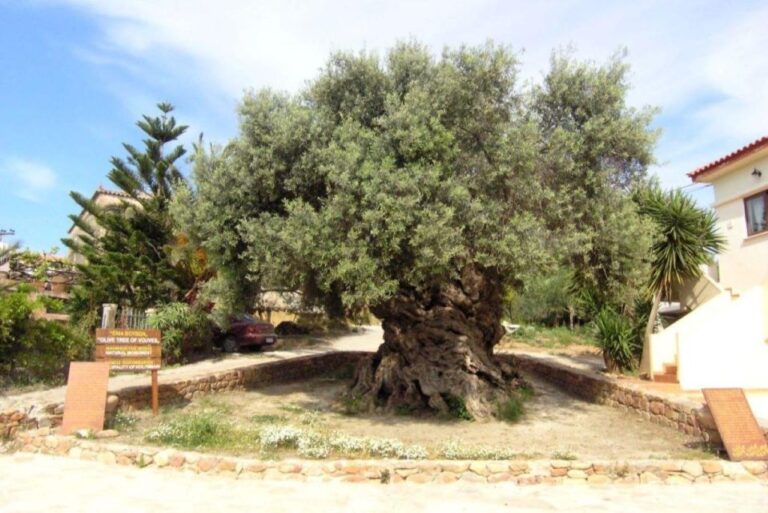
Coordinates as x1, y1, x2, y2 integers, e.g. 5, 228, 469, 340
745, 191, 768, 236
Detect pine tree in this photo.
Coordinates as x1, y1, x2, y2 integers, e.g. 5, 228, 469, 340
63, 103, 194, 322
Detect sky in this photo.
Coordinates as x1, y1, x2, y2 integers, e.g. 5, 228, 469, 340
1, 0, 767, 252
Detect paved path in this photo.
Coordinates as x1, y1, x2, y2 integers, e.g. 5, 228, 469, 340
0, 326, 384, 414
1, 453, 766, 513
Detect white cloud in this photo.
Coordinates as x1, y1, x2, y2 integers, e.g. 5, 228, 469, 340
1, 158, 58, 202
43, 1, 768, 194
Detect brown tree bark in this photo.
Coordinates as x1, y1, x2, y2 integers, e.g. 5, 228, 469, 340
350, 266, 525, 419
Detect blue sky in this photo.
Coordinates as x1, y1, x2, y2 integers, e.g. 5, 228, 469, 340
1, 0, 767, 252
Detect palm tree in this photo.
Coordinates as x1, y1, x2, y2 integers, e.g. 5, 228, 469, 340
636, 186, 725, 378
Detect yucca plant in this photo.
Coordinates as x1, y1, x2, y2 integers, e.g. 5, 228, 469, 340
593, 307, 637, 372
635, 186, 725, 376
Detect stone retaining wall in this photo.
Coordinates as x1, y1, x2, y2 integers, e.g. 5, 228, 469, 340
10, 429, 768, 485
28, 351, 369, 427
500, 354, 730, 444
0, 410, 37, 439
114, 351, 367, 411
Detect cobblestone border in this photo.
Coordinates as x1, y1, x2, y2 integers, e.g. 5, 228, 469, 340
9, 429, 768, 485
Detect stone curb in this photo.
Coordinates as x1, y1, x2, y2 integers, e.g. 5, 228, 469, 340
8, 429, 768, 485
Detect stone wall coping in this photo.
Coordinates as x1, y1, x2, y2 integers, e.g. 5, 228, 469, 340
7, 430, 768, 485
508, 353, 704, 409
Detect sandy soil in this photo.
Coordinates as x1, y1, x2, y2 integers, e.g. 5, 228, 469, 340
118, 372, 711, 460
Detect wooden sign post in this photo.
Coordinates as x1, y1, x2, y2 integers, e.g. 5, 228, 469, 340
95, 328, 162, 415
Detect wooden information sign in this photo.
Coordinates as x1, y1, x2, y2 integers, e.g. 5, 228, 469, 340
702, 388, 768, 461
95, 328, 162, 415
61, 362, 110, 435
95, 328, 162, 371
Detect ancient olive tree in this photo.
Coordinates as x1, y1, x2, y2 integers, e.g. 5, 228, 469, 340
176, 43, 657, 418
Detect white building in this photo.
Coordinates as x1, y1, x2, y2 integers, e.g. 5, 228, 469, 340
647, 136, 768, 390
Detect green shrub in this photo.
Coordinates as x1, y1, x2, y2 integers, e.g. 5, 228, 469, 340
148, 302, 216, 364
496, 386, 534, 422
0, 290, 92, 386
441, 393, 473, 421
17, 321, 92, 383
593, 307, 638, 372
503, 269, 574, 325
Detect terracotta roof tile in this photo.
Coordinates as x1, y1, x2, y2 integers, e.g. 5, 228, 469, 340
689, 135, 768, 181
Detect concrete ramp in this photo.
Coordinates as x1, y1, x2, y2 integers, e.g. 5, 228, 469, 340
703, 388, 768, 461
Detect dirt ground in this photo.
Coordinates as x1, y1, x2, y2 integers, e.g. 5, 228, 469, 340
116, 372, 712, 461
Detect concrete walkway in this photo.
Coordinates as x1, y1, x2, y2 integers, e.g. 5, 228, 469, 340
0, 326, 384, 414
1, 453, 766, 513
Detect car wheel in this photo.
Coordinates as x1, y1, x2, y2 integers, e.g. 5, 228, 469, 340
223, 338, 239, 353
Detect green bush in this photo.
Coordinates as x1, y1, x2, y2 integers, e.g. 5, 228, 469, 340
148, 302, 215, 364
38, 295, 66, 314
504, 269, 574, 325
0, 290, 92, 386
496, 386, 534, 422
441, 393, 473, 421
593, 307, 638, 372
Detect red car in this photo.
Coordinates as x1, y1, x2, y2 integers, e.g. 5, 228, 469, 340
219, 315, 278, 353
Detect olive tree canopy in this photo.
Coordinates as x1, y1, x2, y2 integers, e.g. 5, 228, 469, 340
174, 43, 657, 418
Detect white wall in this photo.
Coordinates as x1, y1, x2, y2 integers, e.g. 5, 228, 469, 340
675, 283, 768, 390
649, 291, 731, 375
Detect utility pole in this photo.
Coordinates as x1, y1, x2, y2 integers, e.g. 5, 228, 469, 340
0, 228, 15, 245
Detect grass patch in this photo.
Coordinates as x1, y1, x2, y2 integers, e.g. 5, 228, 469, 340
145, 411, 254, 450
505, 325, 597, 349
551, 451, 578, 460
251, 414, 288, 424
496, 385, 534, 422
278, 405, 306, 414
439, 440, 541, 460
110, 411, 139, 431
340, 392, 365, 415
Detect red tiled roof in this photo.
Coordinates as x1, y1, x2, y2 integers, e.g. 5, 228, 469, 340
95, 186, 134, 199
689, 135, 768, 181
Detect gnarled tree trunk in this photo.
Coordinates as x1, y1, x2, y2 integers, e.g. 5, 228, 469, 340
350, 266, 525, 419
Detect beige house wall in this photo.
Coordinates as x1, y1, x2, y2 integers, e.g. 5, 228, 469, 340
67, 190, 142, 264
706, 150, 768, 293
